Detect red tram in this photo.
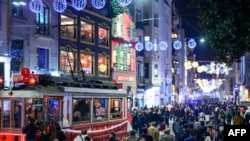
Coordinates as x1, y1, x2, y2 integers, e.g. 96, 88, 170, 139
0, 74, 130, 141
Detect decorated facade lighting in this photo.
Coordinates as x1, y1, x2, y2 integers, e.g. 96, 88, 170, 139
135, 40, 168, 51
71, 0, 87, 11
29, 0, 44, 13
117, 0, 132, 7
173, 40, 182, 50
185, 61, 231, 75
53, 0, 67, 13
195, 78, 224, 93
91, 0, 106, 9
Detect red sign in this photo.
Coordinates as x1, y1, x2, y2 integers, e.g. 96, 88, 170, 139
21, 68, 30, 77
13, 74, 39, 83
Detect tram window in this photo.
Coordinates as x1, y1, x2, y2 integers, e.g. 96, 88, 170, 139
72, 98, 91, 123
110, 98, 123, 120
13, 100, 22, 128
25, 98, 43, 125
3, 99, 10, 128
46, 98, 60, 123
93, 98, 108, 121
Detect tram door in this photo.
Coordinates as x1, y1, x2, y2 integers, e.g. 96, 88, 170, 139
44, 96, 63, 124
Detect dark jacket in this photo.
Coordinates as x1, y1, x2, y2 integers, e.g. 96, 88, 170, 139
23, 123, 38, 140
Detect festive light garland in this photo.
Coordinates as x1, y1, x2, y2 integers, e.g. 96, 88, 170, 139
29, 0, 44, 13
159, 41, 168, 51
53, 0, 67, 13
71, 0, 87, 11
187, 39, 197, 49
173, 40, 182, 50
135, 42, 143, 51
91, 0, 106, 9
111, 0, 127, 17
117, 0, 132, 7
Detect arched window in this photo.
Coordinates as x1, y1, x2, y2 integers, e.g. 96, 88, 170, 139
36, 3, 50, 35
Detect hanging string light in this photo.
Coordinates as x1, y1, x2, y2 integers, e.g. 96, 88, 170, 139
91, 0, 106, 9
29, 0, 44, 13
187, 38, 197, 49
53, 0, 67, 13
135, 42, 143, 51
173, 40, 182, 50
159, 41, 168, 51
145, 41, 153, 51
72, 0, 87, 11
117, 0, 132, 7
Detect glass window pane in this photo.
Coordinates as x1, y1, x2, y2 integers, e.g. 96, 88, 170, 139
13, 100, 22, 128
98, 27, 108, 46
46, 98, 60, 123
98, 56, 109, 76
93, 98, 108, 121
81, 21, 94, 43
80, 53, 93, 75
110, 98, 123, 120
72, 98, 91, 123
3, 99, 10, 128
60, 15, 76, 39
25, 98, 43, 125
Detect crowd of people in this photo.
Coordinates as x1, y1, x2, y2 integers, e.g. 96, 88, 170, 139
126, 100, 250, 141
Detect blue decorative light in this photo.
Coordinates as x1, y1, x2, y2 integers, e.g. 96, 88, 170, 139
135, 42, 143, 51
53, 0, 67, 13
159, 41, 168, 51
173, 40, 182, 50
91, 0, 106, 9
117, 0, 132, 7
29, 0, 44, 13
187, 38, 197, 49
145, 41, 153, 51
72, 0, 87, 11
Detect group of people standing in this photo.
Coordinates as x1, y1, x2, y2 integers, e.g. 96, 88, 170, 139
128, 100, 250, 141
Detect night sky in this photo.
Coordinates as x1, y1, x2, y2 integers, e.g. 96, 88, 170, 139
173, 0, 215, 61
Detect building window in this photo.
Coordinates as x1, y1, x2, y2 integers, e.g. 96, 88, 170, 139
36, 3, 50, 35
98, 53, 110, 76
98, 27, 109, 46
154, 13, 159, 27
60, 46, 77, 73
37, 48, 49, 70
80, 20, 94, 43
144, 63, 149, 78
12, 2, 24, 17
113, 44, 136, 71
80, 52, 94, 75
60, 15, 77, 40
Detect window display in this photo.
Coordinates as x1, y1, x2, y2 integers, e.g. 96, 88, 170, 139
80, 53, 94, 75
98, 27, 109, 46
80, 21, 94, 43
98, 55, 109, 76
60, 48, 76, 73
60, 15, 76, 39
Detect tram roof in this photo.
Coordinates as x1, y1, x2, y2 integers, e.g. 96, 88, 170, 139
0, 74, 127, 97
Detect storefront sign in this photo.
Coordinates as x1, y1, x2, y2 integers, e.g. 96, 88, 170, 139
117, 76, 135, 81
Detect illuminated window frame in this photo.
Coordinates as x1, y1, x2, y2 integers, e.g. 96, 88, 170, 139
98, 23, 110, 49
80, 48, 95, 76
60, 11, 77, 41
60, 45, 77, 74
80, 17, 95, 45
98, 52, 110, 77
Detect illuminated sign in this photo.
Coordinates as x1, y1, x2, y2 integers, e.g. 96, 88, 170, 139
117, 76, 135, 81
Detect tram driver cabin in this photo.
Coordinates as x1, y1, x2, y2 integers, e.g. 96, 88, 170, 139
0, 74, 129, 141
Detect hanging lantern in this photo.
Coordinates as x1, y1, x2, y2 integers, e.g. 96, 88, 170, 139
72, 0, 87, 11
91, 0, 106, 9
29, 77, 36, 86
135, 42, 143, 51
53, 0, 67, 13
117, 0, 132, 7
145, 41, 153, 51
29, 0, 44, 13
159, 41, 168, 51
187, 38, 196, 49
173, 40, 182, 50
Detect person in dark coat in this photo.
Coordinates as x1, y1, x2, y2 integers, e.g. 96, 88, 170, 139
141, 127, 153, 141
23, 119, 38, 141
109, 131, 118, 141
